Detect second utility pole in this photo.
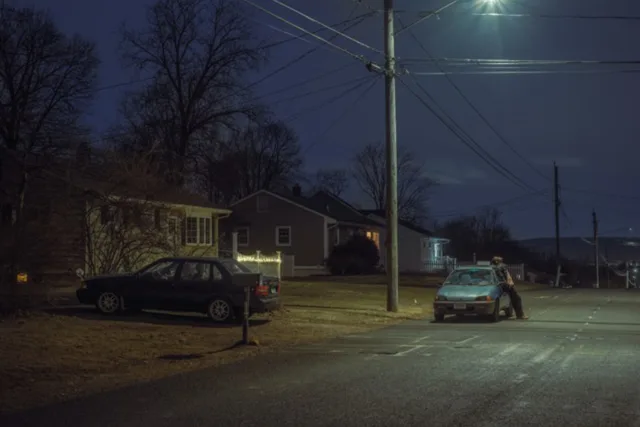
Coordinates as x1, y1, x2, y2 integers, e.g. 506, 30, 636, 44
384, 0, 399, 312
553, 162, 561, 286
593, 209, 599, 288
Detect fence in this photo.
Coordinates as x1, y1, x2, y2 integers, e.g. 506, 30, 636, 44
236, 251, 282, 279
424, 257, 457, 274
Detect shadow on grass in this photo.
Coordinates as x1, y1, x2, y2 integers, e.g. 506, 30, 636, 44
44, 306, 271, 328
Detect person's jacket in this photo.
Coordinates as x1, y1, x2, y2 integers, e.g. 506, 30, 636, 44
495, 264, 515, 286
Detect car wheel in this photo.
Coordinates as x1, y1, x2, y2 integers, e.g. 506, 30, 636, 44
96, 292, 121, 315
208, 298, 233, 323
489, 298, 500, 322
434, 313, 445, 322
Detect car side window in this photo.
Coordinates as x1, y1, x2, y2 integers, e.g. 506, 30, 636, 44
212, 264, 224, 281
179, 262, 211, 282
140, 261, 180, 281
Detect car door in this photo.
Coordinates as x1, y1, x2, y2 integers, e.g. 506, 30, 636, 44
171, 261, 217, 311
134, 260, 182, 310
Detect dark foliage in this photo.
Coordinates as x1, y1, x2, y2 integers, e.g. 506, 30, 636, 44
326, 234, 380, 275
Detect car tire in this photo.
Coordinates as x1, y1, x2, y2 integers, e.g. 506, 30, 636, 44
489, 298, 500, 322
96, 292, 121, 315
207, 298, 233, 323
434, 313, 445, 322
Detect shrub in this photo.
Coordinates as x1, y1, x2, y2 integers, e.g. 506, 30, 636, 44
326, 234, 380, 275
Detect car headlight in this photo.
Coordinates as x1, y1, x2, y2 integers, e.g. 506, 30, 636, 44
435, 295, 447, 301
475, 295, 493, 301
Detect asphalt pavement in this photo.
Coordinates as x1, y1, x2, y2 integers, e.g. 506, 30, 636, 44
5, 288, 640, 427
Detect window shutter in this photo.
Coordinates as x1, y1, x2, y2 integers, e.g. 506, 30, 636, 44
180, 217, 186, 246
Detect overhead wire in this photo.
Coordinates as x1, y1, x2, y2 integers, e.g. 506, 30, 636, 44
268, 0, 384, 55
240, 0, 375, 65
395, 0, 460, 35
270, 74, 374, 106
398, 73, 537, 192
283, 75, 378, 122
302, 76, 380, 155
396, 15, 551, 182
408, 69, 640, 76
470, 12, 640, 21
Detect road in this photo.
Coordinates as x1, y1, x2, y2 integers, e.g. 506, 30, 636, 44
4, 288, 640, 426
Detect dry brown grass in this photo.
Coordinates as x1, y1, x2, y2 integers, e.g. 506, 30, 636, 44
0, 279, 436, 414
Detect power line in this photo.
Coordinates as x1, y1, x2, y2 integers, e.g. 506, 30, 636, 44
471, 12, 640, 21
400, 57, 640, 66
398, 74, 537, 192
268, 0, 384, 55
282, 75, 378, 122
430, 189, 548, 219
395, 0, 460, 35
259, 11, 376, 50
240, 0, 375, 65
243, 5, 372, 93
408, 68, 640, 76
397, 16, 551, 182
302, 76, 380, 155
270, 74, 373, 106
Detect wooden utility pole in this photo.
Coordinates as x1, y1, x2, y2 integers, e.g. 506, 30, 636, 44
384, 0, 399, 312
554, 162, 561, 274
593, 209, 599, 288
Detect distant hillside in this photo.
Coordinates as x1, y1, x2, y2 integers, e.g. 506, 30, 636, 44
519, 237, 640, 262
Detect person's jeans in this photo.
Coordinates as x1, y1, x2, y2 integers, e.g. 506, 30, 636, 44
501, 283, 525, 317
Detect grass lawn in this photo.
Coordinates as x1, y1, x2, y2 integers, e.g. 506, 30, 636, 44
0, 278, 436, 414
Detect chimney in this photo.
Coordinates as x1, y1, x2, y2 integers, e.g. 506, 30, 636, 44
292, 183, 302, 197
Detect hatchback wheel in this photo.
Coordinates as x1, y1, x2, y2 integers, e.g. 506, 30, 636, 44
96, 292, 121, 314
208, 299, 233, 322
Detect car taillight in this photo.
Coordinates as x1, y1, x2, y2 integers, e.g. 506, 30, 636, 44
255, 283, 269, 297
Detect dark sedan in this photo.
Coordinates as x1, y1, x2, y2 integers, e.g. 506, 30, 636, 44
76, 257, 281, 322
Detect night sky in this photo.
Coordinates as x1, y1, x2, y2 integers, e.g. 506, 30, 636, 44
18, 0, 640, 240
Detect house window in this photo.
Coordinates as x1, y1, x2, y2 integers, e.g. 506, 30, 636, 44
276, 226, 291, 246
257, 195, 268, 213
366, 231, 380, 249
236, 227, 249, 246
186, 216, 211, 245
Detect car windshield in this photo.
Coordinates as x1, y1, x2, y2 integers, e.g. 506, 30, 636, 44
444, 269, 495, 286
219, 258, 252, 274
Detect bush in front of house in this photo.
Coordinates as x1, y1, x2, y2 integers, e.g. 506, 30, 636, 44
326, 235, 380, 275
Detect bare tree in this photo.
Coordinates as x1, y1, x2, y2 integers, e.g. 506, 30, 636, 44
352, 142, 436, 224
193, 119, 302, 204
312, 168, 349, 197
0, 5, 98, 293
119, 0, 265, 185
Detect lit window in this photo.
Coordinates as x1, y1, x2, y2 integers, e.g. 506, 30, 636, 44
366, 231, 380, 248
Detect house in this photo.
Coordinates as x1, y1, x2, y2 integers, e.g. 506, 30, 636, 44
360, 209, 451, 273
0, 147, 231, 285
223, 185, 384, 276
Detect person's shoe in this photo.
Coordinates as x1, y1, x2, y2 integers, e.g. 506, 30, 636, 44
508, 315, 516, 320
516, 315, 529, 320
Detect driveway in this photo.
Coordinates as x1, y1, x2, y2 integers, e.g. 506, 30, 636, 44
4, 288, 640, 426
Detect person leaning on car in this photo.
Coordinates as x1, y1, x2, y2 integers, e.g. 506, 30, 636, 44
491, 256, 528, 320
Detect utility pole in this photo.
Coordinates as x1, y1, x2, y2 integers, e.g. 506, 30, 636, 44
553, 162, 561, 281
384, 0, 399, 312
593, 209, 599, 289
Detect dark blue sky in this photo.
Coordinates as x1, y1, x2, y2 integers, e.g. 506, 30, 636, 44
19, 0, 640, 240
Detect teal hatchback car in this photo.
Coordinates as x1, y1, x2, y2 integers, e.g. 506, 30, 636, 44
433, 265, 513, 322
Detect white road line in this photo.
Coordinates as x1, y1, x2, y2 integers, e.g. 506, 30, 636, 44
456, 335, 480, 345
393, 345, 427, 357
411, 335, 431, 344
486, 343, 521, 363
532, 346, 559, 364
